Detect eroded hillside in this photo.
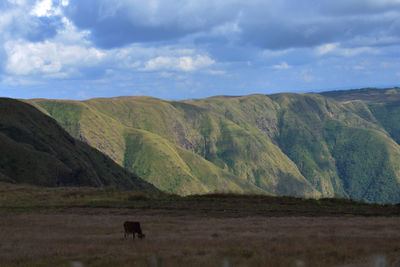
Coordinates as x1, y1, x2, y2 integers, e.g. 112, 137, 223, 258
29, 88, 400, 202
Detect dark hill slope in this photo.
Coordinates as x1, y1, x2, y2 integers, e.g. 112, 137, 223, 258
30, 89, 400, 203
0, 98, 159, 193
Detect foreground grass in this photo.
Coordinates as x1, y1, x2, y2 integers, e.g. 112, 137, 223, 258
1, 183, 400, 266
1, 210, 400, 266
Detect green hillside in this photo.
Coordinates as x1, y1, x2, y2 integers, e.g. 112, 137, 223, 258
30, 88, 400, 203
0, 98, 160, 194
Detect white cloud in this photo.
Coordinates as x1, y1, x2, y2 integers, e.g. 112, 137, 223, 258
316, 43, 340, 55
1, 0, 400, 100
5, 40, 105, 76
141, 55, 215, 72
316, 43, 378, 57
271, 61, 292, 70
55, 17, 91, 45
338, 47, 378, 57
30, 0, 54, 17
30, 0, 66, 17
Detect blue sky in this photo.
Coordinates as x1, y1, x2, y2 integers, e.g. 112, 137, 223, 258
1, 0, 400, 100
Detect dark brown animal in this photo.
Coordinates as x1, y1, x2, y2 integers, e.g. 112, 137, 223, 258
123, 221, 145, 240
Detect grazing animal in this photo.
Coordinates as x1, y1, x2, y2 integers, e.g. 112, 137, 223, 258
123, 221, 145, 240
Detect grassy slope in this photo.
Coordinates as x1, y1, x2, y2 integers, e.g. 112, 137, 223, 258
0, 98, 159, 193
31, 89, 400, 202
123, 128, 264, 195
183, 95, 318, 197
32, 96, 318, 197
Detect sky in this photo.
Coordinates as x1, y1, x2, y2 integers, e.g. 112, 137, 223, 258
1, 0, 400, 100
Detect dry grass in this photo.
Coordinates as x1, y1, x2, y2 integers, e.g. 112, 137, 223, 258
1, 183, 400, 217
1, 209, 400, 266
2, 183, 400, 266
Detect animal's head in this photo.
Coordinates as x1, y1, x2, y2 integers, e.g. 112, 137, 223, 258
139, 233, 145, 239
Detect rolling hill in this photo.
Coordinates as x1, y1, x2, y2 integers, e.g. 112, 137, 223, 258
29, 87, 400, 203
0, 98, 160, 193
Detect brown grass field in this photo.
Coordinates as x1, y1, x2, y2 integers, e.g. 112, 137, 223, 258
1, 183, 400, 266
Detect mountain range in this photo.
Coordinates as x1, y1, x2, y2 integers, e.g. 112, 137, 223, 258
27, 87, 400, 203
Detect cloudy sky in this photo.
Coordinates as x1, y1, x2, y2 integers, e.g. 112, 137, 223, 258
1, 0, 400, 100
